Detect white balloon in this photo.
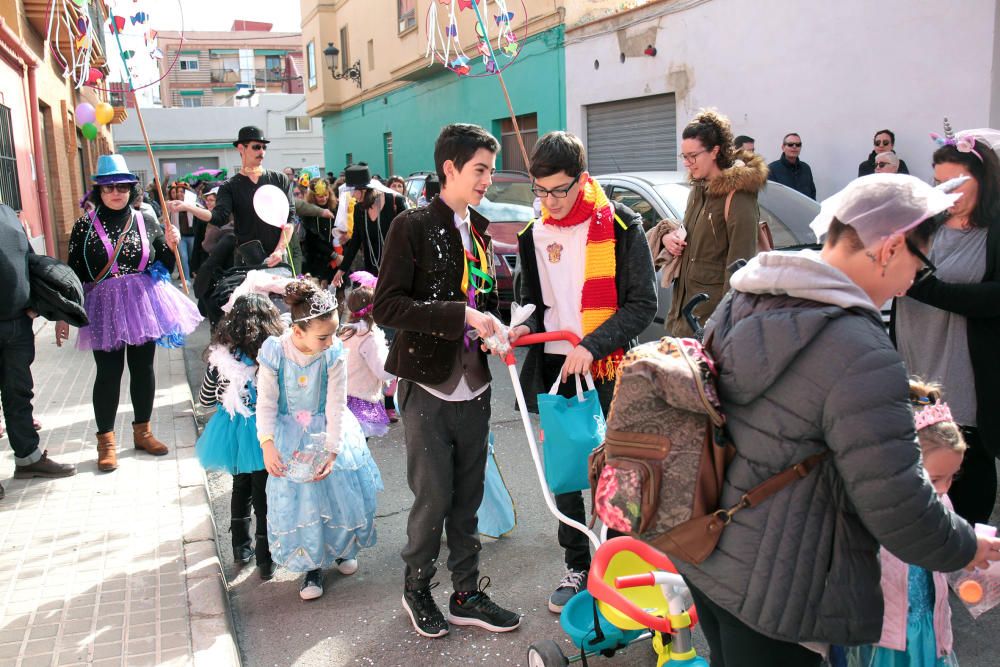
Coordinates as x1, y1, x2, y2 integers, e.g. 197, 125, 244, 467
253, 184, 290, 228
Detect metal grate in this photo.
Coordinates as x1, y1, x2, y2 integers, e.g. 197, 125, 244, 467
0, 104, 22, 211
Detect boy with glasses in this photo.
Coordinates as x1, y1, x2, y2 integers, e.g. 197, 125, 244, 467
767, 132, 817, 199
507, 131, 657, 612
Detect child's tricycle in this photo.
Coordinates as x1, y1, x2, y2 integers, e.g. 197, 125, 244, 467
499, 330, 707, 667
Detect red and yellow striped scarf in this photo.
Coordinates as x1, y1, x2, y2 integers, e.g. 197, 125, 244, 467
540, 177, 623, 381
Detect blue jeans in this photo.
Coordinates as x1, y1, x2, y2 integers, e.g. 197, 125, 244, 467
177, 235, 194, 279
0, 315, 41, 464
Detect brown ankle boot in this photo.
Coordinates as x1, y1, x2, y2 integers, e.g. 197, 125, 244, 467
133, 422, 168, 456
97, 431, 118, 472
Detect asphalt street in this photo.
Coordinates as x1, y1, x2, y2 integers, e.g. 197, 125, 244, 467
182, 318, 1000, 667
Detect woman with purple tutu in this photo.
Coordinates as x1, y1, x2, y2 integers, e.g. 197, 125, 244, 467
338, 272, 394, 438
59, 155, 202, 472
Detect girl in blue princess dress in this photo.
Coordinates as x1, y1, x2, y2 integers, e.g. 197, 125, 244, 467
256, 280, 382, 601
196, 294, 284, 581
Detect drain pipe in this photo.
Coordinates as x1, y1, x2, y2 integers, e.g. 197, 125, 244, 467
0, 17, 56, 257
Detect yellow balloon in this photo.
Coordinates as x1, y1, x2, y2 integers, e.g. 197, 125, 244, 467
94, 102, 114, 125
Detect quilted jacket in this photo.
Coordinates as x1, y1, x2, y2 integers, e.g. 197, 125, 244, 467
675, 250, 976, 646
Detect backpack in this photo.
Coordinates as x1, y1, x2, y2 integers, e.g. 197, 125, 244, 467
589, 336, 825, 564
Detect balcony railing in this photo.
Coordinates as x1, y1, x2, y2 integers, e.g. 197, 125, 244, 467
209, 68, 291, 85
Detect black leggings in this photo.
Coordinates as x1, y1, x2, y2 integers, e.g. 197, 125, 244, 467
231, 470, 268, 538
92, 342, 156, 434
688, 583, 822, 667
948, 426, 997, 525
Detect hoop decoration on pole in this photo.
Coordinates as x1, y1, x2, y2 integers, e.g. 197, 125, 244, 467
96, 0, 189, 293
424, 0, 531, 166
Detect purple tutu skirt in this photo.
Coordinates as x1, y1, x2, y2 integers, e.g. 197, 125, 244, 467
77, 272, 203, 352
346, 396, 390, 438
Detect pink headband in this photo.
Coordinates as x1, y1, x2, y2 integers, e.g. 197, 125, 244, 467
352, 304, 373, 318
915, 403, 954, 431
931, 118, 983, 161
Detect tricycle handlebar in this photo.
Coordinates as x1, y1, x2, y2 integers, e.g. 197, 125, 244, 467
511, 331, 581, 348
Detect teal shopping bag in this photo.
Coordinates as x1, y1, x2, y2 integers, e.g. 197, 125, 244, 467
538, 373, 606, 495
478, 433, 516, 538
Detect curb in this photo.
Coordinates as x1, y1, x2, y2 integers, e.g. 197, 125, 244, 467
172, 346, 243, 667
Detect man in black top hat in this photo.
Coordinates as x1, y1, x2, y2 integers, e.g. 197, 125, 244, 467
332, 163, 408, 285
170, 126, 294, 267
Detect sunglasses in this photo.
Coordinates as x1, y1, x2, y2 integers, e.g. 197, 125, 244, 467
904, 237, 936, 284
784, 142, 802, 148
99, 184, 132, 194
246, 143, 267, 151
874, 139, 892, 147
875, 161, 892, 169
531, 180, 577, 199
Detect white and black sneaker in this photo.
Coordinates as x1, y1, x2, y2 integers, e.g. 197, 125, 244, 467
448, 577, 521, 632
402, 582, 449, 638
548, 569, 588, 613
299, 569, 324, 601
335, 558, 358, 575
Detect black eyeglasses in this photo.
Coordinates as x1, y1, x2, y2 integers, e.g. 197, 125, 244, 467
874, 162, 893, 169
874, 139, 892, 147
904, 237, 936, 284
99, 184, 132, 194
531, 180, 577, 199
784, 142, 802, 148
248, 143, 267, 151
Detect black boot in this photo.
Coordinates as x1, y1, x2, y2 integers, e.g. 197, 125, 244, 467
231, 518, 254, 565
256, 532, 275, 580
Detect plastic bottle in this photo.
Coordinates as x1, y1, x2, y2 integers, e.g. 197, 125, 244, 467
949, 523, 1000, 619
286, 432, 328, 483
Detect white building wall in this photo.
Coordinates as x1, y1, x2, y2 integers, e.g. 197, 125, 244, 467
112, 94, 325, 182
566, 0, 999, 200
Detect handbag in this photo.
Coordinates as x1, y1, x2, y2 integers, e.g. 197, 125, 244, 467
723, 190, 773, 253
538, 372, 605, 495
478, 433, 516, 538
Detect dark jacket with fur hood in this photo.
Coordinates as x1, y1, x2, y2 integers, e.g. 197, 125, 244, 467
666, 151, 768, 335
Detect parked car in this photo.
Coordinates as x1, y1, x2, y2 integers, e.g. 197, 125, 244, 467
403, 170, 534, 316
594, 171, 822, 340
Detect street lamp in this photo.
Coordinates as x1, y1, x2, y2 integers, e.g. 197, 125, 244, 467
323, 42, 362, 89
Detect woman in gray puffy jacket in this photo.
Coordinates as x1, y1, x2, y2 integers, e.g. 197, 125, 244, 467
674, 175, 1000, 666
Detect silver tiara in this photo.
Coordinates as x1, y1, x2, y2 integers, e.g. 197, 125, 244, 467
293, 289, 338, 323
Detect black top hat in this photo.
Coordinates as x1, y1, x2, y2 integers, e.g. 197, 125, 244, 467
233, 126, 270, 147
344, 164, 371, 189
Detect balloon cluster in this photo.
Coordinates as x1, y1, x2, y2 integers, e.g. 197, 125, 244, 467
74, 101, 115, 141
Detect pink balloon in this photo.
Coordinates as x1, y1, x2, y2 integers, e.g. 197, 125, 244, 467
75, 102, 96, 125
252, 185, 290, 227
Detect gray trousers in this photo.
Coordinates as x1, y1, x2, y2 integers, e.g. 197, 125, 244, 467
398, 380, 491, 592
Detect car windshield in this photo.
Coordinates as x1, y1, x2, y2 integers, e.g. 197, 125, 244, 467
652, 182, 691, 218
474, 180, 535, 222
473, 197, 534, 223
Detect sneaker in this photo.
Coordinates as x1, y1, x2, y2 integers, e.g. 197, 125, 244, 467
548, 569, 588, 613
335, 558, 358, 575
299, 569, 324, 600
448, 577, 521, 632
402, 583, 449, 638
13, 451, 76, 479
386, 408, 399, 423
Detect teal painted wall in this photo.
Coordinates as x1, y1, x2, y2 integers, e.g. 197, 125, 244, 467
321, 25, 565, 177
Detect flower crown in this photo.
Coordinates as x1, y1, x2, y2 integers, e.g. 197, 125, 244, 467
930, 117, 983, 161
914, 401, 954, 432
293, 289, 337, 324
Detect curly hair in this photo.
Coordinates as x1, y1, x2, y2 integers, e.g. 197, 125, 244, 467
932, 139, 1000, 229
681, 109, 736, 170
209, 293, 284, 361
284, 280, 337, 329
908, 378, 966, 456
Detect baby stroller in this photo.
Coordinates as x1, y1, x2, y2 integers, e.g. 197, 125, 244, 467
503, 325, 709, 667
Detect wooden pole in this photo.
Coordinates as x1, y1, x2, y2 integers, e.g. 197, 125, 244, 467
496, 71, 530, 169
131, 99, 189, 294
101, 4, 187, 293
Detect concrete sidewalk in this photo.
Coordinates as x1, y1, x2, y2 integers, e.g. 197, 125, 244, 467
0, 320, 239, 667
